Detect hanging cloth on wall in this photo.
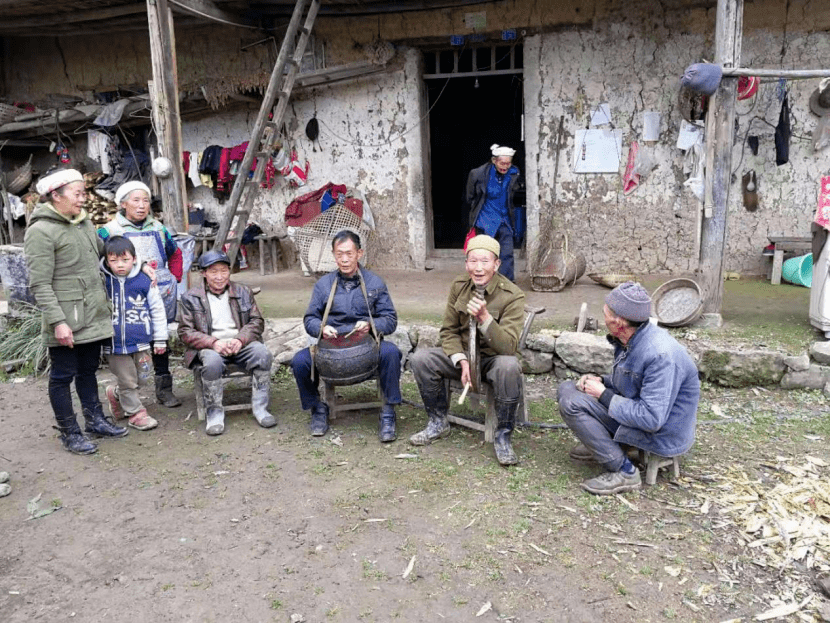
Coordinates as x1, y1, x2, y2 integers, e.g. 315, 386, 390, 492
775, 92, 790, 166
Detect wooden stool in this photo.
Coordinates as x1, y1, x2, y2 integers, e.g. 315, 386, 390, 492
447, 376, 529, 443
322, 377, 383, 421
255, 234, 286, 275
766, 235, 811, 285
638, 450, 682, 485
192, 364, 253, 421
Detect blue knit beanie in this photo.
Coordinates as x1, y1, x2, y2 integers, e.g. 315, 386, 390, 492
605, 282, 652, 323
680, 63, 723, 96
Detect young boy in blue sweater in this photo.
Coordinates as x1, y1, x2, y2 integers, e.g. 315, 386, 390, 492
101, 236, 168, 431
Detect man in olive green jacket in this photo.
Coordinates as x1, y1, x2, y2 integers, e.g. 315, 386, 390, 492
409, 235, 526, 465
24, 168, 128, 455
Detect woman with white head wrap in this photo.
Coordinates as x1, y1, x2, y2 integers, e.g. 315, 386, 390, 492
98, 181, 183, 408
24, 168, 129, 454
463, 144, 521, 282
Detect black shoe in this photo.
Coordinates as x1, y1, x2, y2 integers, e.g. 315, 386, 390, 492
379, 405, 397, 443
83, 406, 129, 438
58, 430, 98, 455
155, 374, 182, 408
310, 402, 329, 436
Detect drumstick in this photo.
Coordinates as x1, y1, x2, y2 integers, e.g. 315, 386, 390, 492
457, 382, 471, 405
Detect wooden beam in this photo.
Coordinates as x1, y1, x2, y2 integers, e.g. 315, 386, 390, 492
698, 0, 743, 315
147, 0, 187, 234
0, 5, 146, 29
168, 0, 260, 29
721, 67, 830, 79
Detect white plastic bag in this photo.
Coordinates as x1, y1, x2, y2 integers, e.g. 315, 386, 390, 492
683, 143, 705, 202
813, 115, 830, 152
632, 148, 657, 178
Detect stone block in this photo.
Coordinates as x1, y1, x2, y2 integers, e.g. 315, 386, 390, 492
554, 331, 614, 375
410, 324, 441, 350
694, 313, 723, 329
525, 330, 556, 353
810, 341, 830, 365
519, 349, 553, 374
783, 353, 811, 372
385, 325, 414, 356
698, 348, 785, 387
780, 364, 830, 390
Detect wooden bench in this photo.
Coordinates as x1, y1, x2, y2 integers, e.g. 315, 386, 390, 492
767, 236, 811, 285
192, 233, 285, 275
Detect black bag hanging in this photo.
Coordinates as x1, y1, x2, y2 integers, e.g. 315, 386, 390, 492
775, 93, 790, 166
305, 116, 322, 152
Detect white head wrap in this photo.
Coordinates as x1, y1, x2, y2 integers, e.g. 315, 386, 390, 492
490, 144, 516, 158
36, 169, 83, 196
115, 181, 152, 206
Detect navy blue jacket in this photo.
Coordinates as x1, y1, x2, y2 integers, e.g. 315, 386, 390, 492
464, 161, 520, 231
602, 322, 700, 457
102, 262, 167, 355
304, 268, 397, 338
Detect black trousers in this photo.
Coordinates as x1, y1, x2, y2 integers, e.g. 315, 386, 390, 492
48, 340, 105, 427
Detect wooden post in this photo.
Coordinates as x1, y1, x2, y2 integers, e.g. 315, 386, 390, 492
147, 0, 187, 234
698, 0, 743, 317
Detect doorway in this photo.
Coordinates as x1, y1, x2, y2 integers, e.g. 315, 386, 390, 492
425, 55, 524, 250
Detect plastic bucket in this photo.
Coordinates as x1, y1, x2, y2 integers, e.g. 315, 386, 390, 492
0, 244, 36, 307
782, 253, 813, 288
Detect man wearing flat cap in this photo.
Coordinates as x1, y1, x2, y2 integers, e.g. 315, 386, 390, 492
409, 234, 525, 465
557, 282, 700, 495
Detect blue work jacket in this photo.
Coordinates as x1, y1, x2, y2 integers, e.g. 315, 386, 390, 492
602, 322, 700, 457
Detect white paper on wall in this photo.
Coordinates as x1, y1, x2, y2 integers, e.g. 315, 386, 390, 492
677, 120, 704, 150
572, 128, 623, 173
643, 112, 661, 141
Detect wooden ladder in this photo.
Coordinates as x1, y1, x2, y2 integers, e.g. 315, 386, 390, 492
212, 0, 320, 264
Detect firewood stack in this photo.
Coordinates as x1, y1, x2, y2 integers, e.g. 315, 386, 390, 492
83, 172, 118, 225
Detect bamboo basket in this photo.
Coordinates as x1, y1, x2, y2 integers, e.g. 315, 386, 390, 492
530, 233, 586, 292
588, 273, 636, 289
651, 277, 703, 327
4, 155, 33, 195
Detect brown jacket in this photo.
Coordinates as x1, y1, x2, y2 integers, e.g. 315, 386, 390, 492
440, 272, 526, 359
178, 280, 265, 368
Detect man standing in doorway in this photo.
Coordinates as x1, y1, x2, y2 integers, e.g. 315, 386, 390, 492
464, 144, 520, 282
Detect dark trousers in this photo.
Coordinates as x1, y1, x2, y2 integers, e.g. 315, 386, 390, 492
152, 349, 170, 376
48, 340, 105, 426
291, 341, 402, 410
475, 222, 515, 282
557, 380, 626, 472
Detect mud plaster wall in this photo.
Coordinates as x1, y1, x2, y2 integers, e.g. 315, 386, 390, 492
181, 48, 426, 270
524, 3, 830, 276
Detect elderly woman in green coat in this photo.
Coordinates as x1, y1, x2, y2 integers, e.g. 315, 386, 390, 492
24, 168, 130, 455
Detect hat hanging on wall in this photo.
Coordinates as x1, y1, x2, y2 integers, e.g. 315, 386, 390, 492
737, 76, 759, 100
810, 78, 830, 117
305, 116, 322, 152
680, 63, 723, 96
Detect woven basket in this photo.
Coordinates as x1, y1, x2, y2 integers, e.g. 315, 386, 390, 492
588, 273, 636, 289
4, 155, 33, 195
0, 103, 19, 125
531, 253, 586, 292
652, 277, 703, 327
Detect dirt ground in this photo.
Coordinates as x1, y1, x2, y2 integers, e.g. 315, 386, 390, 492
1, 264, 827, 622
1, 363, 829, 622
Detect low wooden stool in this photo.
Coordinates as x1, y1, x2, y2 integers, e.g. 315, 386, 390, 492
638, 450, 681, 485
447, 377, 529, 443
193, 364, 253, 421
322, 377, 383, 421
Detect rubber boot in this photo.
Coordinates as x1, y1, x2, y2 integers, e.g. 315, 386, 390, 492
83, 403, 129, 438
409, 392, 450, 446
251, 370, 277, 428
378, 405, 397, 442
310, 401, 329, 436
155, 373, 182, 408
202, 377, 226, 436
493, 399, 519, 466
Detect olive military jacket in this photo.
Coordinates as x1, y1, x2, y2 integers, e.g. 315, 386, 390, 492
440, 272, 526, 359
24, 203, 113, 347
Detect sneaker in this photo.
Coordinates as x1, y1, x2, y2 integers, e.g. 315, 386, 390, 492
106, 385, 124, 420
580, 468, 641, 496
568, 443, 596, 463
128, 408, 158, 431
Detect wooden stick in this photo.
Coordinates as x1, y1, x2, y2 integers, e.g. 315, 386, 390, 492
457, 382, 471, 405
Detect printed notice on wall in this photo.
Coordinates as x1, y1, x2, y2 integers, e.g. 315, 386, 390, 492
464, 12, 486, 29
572, 128, 623, 173
677, 120, 704, 150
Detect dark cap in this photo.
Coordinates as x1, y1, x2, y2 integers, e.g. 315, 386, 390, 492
197, 250, 231, 270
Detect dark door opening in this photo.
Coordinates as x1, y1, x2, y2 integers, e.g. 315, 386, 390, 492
426, 73, 525, 249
